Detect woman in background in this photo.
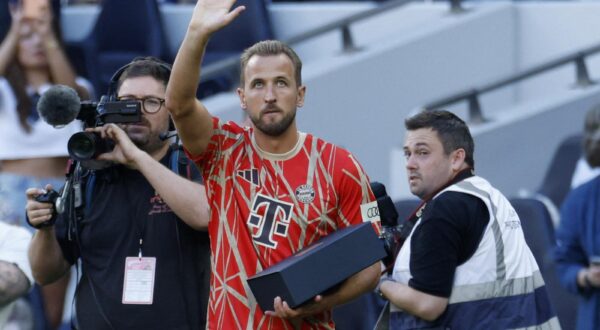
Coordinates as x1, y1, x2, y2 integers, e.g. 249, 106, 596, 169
0, 1, 92, 329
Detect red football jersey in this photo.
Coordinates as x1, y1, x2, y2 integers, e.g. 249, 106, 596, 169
188, 118, 380, 330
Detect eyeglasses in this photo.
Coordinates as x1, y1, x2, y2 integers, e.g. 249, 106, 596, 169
117, 96, 165, 114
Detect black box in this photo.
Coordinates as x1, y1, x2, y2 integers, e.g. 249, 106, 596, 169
247, 222, 386, 311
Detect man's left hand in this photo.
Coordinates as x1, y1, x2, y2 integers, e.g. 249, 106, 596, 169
265, 295, 330, 320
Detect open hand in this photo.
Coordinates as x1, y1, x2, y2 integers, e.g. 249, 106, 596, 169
190, 0, 246, 36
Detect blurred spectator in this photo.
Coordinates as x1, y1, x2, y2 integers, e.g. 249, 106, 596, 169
0, 222, 34, 329
555, 104, 600, 330
0, 0, 92, 329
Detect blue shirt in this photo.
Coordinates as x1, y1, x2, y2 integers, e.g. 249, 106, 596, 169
555, 174, 600, 330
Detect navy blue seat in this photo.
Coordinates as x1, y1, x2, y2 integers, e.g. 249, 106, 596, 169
510, 197, 577, 330
80, 0, 170, 95
537, 134, 583, 208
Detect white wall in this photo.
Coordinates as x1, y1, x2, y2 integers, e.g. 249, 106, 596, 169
515, 3, 600, 103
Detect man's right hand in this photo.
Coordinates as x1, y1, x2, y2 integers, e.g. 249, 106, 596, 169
189, 0, 245, 36
26, 184, 56, 228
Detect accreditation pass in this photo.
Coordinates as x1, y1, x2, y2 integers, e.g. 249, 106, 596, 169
122, 257, 156, 304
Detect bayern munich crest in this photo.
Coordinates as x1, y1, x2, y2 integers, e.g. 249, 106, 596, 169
295, 184, 315, 204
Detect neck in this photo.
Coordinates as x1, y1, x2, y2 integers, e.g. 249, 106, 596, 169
25, 68, 50, 90
423, 167, 473, 201
253, 124, 299, 154
148, 142, 171, 161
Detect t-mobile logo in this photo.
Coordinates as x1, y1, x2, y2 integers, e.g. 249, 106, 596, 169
247, 194, 293, 249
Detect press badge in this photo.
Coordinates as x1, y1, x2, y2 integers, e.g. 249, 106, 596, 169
122, 257, 156, 304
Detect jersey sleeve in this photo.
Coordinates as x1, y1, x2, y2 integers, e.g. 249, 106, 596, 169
335, 152, 381, 234
184, 117, 246, 179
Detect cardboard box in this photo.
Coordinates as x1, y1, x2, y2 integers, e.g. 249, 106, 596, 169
247, 222, 386, 311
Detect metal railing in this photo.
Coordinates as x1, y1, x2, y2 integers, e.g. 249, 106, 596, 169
422, 43, 600, 123
200, 0, 465, 84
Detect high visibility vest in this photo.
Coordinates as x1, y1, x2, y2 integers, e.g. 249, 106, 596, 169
391, 176, 561, 329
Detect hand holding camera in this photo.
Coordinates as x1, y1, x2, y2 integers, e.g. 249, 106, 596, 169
86, 124, 147, 170
25, 184, 58, 229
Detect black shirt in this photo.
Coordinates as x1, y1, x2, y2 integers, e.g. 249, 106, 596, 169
55, 150, 210, 330
407, 177, 489, 298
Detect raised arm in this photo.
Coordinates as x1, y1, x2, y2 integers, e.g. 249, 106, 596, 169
94, 124, 210, 230
0, 2, 23, 75
165, 0, 244, 156
36, 4, 90, 99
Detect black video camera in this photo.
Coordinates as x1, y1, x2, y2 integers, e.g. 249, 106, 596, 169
67, 96, 141, 169
371, 182, 419, 273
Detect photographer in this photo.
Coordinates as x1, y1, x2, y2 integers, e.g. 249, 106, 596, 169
377, 110, 558, 329
25, 57, 211, 329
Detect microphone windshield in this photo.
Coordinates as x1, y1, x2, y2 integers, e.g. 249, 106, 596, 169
370, 181, 399, 227
37, 85, 81, 127
370, 181, 387, 199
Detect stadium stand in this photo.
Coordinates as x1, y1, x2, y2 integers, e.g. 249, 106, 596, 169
536, 133, 583, 209
510, 197, 577, 330
79, 0, 170, 95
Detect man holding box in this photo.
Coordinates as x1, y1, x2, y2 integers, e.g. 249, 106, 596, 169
164, 0, 381, 328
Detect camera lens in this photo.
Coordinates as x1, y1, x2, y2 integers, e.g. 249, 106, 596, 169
68, 132, 102, 160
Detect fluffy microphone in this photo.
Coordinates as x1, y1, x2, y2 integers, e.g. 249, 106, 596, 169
37, 85, 81, 127
370, 181, 399, 227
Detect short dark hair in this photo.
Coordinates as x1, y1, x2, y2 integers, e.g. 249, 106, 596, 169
239, 40, 302, 87
583, 104, 600, 168
405, 110, 475, 168
117, 56, 172, 92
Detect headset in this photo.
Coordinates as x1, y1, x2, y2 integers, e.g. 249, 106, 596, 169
106, 57, 176, 135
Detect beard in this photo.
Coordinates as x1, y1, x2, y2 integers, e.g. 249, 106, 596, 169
122, 120, 168, 154
251, 107, 296, 137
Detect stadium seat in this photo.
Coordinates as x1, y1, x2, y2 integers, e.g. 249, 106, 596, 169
79, 0, 170, 95
510, 197, 577, 329
536, 134, 583, 208
0, 1, 10, 41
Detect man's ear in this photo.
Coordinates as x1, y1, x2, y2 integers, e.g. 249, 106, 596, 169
296, 85, 306, 108
237, 87, 247, 109
451, 148, 467, 171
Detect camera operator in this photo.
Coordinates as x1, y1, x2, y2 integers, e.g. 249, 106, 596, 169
376, 110, 559, 329
25, 57, 211, 329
